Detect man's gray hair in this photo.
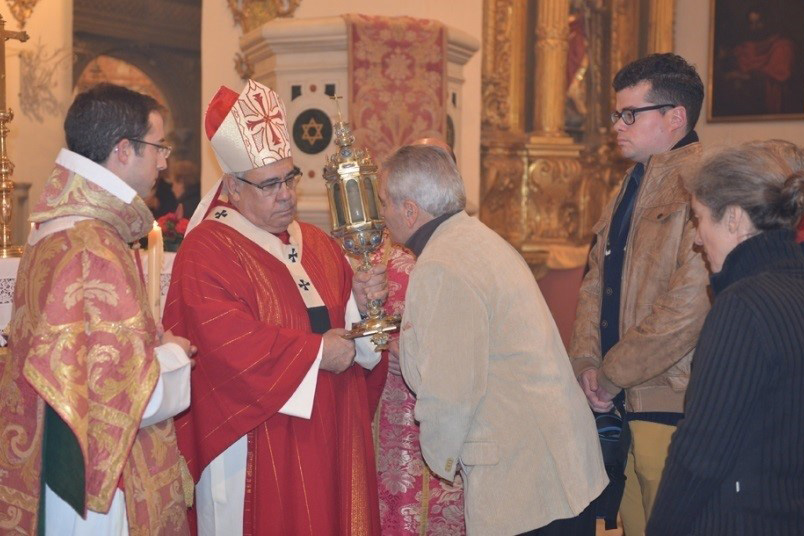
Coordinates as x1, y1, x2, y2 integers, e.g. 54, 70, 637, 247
382, 145, 466, 217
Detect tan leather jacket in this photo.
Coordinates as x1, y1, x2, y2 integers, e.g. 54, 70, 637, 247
569, 142, 710, 413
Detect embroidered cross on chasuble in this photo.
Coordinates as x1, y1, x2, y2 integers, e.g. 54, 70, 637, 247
205, 206, 330, 333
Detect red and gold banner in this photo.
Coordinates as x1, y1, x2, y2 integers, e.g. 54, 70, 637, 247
345, 14, 447, 164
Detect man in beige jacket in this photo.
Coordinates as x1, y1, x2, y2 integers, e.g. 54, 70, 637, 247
382, 145, 607, 535
569, 53, 711, 535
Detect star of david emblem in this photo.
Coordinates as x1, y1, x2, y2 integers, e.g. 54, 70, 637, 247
214, 209, 228, 219
288, 248, 298, 263
300, 118, 324, 147
298, 279, 311, 291
292, 108, 332, 155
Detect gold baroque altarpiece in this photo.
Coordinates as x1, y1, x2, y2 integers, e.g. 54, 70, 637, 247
480, 0, 674, 277
228, 0, 302, 80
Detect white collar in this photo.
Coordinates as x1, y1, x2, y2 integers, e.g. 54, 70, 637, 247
204, 205, 303, 262
55, 148, 137, 204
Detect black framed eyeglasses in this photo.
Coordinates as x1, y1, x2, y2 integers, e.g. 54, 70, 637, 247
128, 138, 172, 158
610, 103, 675, 125
235, 166, 302, 196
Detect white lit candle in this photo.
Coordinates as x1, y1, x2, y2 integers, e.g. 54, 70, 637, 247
147, 221, 163, 322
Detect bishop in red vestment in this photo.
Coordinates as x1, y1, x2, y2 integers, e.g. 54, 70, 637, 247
163, 80, 384, 535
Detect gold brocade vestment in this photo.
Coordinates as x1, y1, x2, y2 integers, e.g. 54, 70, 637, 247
0, 160, 191, 535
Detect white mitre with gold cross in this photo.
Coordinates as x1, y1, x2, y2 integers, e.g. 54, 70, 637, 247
206, 79, 292, 174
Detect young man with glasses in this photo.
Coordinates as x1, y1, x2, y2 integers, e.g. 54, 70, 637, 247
1, 83, 194, 534
569, 53, 711, 536
163, 80, 387, 535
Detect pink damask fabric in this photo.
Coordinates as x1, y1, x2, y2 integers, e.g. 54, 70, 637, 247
345, 14, 447, 165
373, 245, 465, 535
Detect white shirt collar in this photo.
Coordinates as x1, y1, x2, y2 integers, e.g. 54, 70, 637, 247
55, 148, 137, 204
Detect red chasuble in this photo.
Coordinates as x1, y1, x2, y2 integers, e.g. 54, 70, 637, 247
163, 217, 381, 535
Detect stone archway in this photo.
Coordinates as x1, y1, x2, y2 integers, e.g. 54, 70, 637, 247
74, 55, 174, 132
72, 0, 201, 217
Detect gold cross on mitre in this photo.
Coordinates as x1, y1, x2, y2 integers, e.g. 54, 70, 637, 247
0, 14, 28, 111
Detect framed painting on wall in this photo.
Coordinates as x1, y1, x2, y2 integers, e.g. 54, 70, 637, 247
708, 0, 804, 122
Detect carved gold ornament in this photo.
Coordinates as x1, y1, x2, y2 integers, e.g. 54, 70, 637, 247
229, 2, 298, 81
4, 0, 39, 29
233, 51, 254, 81
227, 0, 302, 33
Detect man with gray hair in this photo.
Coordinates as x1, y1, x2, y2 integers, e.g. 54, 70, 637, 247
381, 145, 607, 535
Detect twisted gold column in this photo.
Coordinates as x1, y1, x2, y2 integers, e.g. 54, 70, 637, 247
646, 0, 675, 54
532, 0, 570, 139
481, 0, 528, 133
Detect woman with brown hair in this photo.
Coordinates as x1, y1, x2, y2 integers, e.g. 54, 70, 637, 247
646, 140, 804, 535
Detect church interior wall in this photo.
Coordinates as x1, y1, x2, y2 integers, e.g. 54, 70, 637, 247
5, 1, 792, 220
0, 0, 73, 244
1, 0, 800, 317
200, 0, 483, 211
200, 0, 242, 201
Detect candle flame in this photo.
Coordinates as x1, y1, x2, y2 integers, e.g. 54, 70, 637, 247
153, 221, 159, 230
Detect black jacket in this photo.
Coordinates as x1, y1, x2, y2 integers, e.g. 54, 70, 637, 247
647, 229, 804, 535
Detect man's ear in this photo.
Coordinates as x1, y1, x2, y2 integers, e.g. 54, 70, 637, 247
402, 199, 419, 228
103, 139, 132, 176
222, 173, 241, 203
114, 138, 135, 164
669, 105, 688, 132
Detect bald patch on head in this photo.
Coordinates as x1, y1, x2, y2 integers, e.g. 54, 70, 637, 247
411, 137, 456, 163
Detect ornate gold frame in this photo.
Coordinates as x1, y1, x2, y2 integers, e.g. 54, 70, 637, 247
706, 0, 804, 123
480, 0, 674, 277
